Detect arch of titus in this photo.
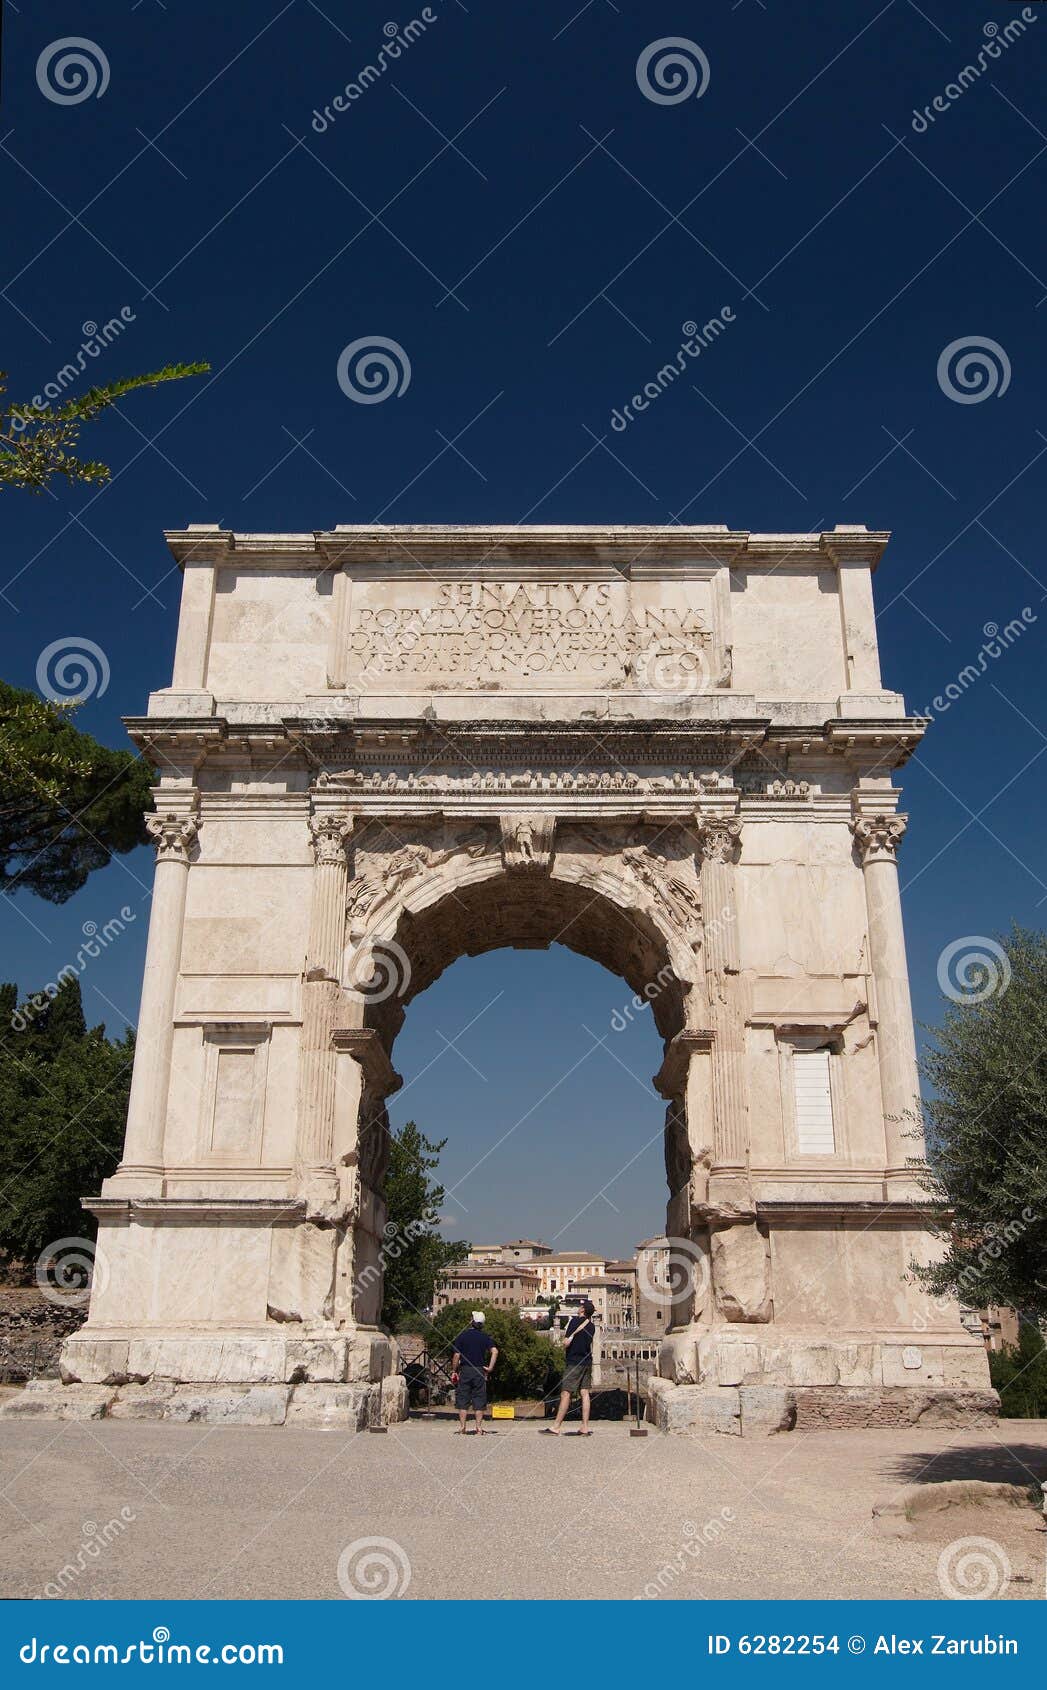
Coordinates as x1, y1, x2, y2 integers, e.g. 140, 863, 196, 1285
55, 523, 993, 1432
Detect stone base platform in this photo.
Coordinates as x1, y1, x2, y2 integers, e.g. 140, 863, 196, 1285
0, 1375, 409, 1428
646, 1379, 1000, 1438
58, 1326, 396, 1389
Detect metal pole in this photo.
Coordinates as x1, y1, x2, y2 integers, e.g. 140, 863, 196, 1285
630, 1355, 647, 1436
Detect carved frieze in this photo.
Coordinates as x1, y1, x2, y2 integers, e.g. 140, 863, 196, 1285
621, 844, 703, 940
499, 814, 556, 872
346, 821, 494, 925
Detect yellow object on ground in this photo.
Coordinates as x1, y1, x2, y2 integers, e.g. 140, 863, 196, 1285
491, 1405, 515, 1420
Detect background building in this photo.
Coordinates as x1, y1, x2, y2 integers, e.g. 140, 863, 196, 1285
635, 1236, 673, 1337
533, 1251, 608, 1298
433, 1263, 539, 1312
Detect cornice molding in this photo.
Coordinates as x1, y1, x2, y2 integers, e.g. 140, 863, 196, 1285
163, 524, 891, 572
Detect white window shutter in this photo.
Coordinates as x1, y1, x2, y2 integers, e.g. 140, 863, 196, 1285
793, 1047, 835, 1154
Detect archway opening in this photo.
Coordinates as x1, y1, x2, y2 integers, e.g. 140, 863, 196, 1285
349, 867, 698, 1361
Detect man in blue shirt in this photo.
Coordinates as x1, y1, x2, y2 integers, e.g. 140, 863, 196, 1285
545, 1299, 596, 1436
451, 1311, 498, 1435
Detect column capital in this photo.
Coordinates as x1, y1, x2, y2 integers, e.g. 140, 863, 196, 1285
850, 811, 908, 864
694, 815, 741, 864
145, 811, 198, 865
309, 812, 353, 866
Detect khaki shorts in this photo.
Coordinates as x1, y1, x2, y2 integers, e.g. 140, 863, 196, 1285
562, 1360, 593, 1394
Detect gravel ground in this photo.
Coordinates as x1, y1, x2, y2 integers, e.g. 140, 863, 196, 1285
0, 1416, 1044, 1601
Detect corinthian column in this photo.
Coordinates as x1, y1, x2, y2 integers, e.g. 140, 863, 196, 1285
307, 814, 354, 979
298, 812, 353, 1177
112, 808, 198, 1187
695, 815, 746, 1173
850, 811, 921, 1178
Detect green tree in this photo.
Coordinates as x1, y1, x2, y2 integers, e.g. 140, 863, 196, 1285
1, 363, 207, 492
1, 359, 206, 899
913, 926, 1047, 1321
1, 680, 153, 902
381, 1120, 468, 1329
0, 976, 132, 1268
989, 1322, 1047, 1419
423, 1300, 563, 1402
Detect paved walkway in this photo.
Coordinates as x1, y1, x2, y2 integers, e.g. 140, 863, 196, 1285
1, 1417, 1044, 1601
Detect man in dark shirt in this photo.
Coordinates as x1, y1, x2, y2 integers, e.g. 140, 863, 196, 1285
451, 1311, 498, 1434
546, 1299, 596, 1435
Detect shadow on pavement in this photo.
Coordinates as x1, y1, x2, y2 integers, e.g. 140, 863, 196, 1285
886, 1440, 1047, 1486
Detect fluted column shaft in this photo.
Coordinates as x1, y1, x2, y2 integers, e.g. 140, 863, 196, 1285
851, 813, 922, 1174
298, 814, 353, 1171
117, 810, 198, 1179
696, 816, 746, 1170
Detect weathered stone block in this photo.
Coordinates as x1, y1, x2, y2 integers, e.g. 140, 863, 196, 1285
649, 1383, 741, 1436
882, 1344, 944, 1388
59, 1337, 129, 1386
942, 1345, 993, 1389
716, 1342, 760, 1386
107, 1382, 177, 1420
739, 1385, 796, 1434
711, 1223, 772, 1322
285, 1383, 370, 1429
658, 1332, 699, 1385
0, 1381, 115, 1420
380, 1374, 408, 1424
164, 1385, 290, 1425
788, 1345, 840, 1386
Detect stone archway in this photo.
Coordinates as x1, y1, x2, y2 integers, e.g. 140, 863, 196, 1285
337, 819, 702, 1330
46, 523, 994, 1435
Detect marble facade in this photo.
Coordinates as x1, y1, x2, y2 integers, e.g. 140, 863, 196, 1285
54, 523, 993, 1431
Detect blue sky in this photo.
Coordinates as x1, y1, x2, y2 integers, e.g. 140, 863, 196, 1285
2, 0, 1045, 1257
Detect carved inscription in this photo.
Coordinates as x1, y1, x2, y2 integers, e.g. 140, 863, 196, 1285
347, 580, 712, 688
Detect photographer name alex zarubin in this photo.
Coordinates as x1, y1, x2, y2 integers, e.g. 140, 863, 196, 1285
706, 1634, 1020, 1657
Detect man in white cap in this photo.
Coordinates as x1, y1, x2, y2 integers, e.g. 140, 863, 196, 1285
451, 1311, 498, 1435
